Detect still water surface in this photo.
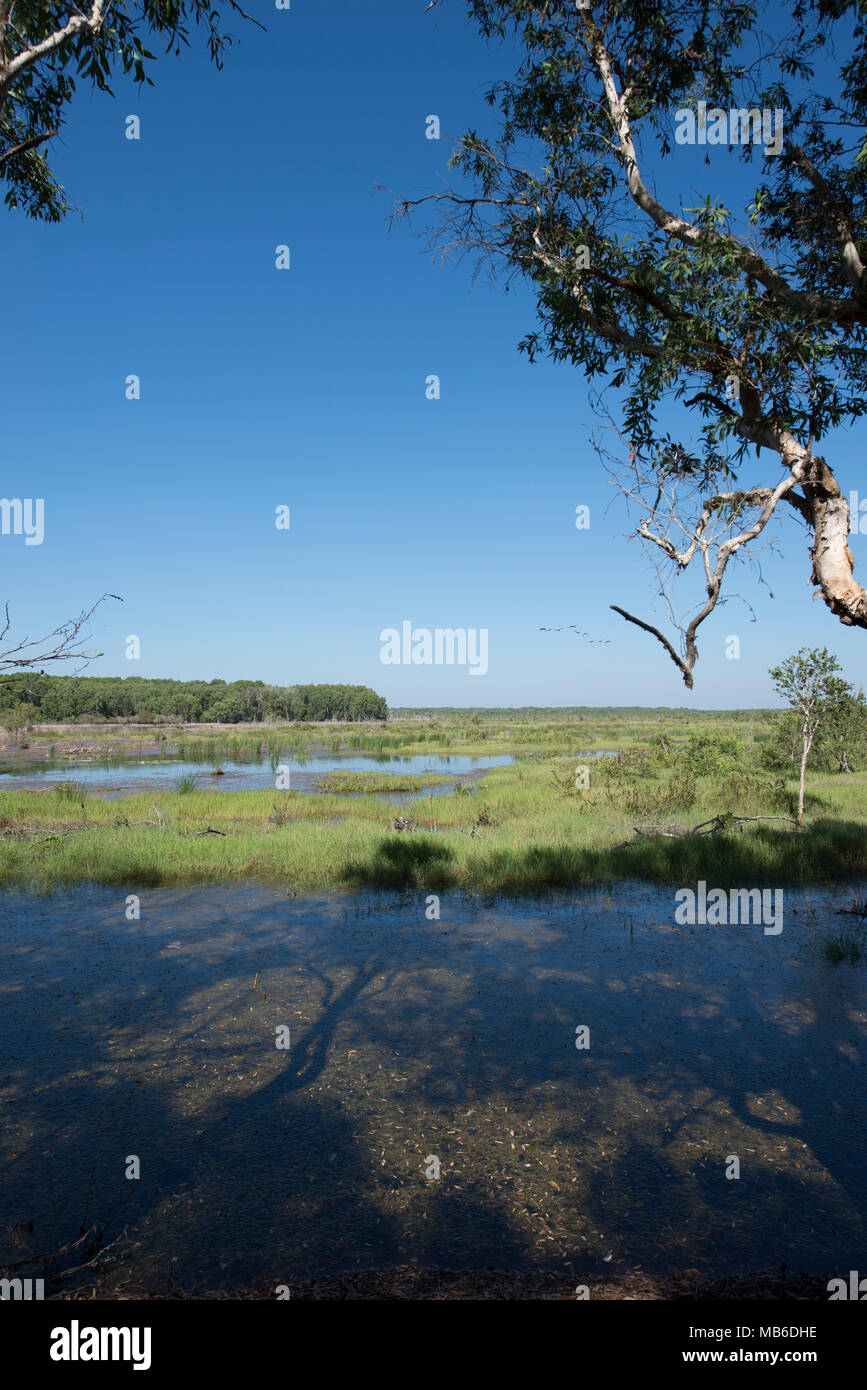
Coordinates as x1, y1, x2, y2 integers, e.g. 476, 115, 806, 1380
0, 752, 516, 797
1, 881, 864, 1289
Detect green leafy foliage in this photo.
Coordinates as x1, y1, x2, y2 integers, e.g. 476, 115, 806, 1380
447, 1, 867, 461
393, 2, 867, 673
1, 1, 255, 220
598, 727, 786, 816
0, 675, 389, 724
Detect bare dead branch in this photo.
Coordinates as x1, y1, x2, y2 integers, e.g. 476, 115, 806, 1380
610, 604, 694, 686
226, 1, 267, 30
691, 814, 799, 832
0, 594, 122, 674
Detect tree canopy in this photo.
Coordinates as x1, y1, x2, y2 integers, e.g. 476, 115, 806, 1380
399, 0, 867, 684
0, 0, 259, 220
768, 644, 849, 821
0, 675, 389, 725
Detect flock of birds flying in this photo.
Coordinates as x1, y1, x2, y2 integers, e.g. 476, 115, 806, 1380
539, 626, 612, 645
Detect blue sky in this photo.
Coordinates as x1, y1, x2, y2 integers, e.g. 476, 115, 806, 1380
3, 0, 866, 708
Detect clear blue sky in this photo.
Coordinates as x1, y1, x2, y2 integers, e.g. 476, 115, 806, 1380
4, 0, 866, 708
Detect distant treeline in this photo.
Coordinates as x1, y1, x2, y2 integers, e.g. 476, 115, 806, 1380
391, 707, 774, 720
0, 676, 388, 725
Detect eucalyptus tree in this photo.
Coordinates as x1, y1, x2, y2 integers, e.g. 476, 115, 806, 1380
769, 647, 850, 825
817, 686, 867, 771
398, 0, 867, 685
0, 0, 259, 220
773, 681, 867, 774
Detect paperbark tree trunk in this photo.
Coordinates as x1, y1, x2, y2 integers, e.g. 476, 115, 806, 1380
798, 721, 812, 828
803, 464, 867, 629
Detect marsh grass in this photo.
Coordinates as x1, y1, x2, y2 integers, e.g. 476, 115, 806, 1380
824, 931, 866, 963
2, 767, 866, 891
315, 771, 450, 795
14, 709, 774, 770
1, 714, 864, 891
53, 780, 87, 803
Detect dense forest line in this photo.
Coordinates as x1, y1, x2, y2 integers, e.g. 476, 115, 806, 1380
0, 676, 388, 725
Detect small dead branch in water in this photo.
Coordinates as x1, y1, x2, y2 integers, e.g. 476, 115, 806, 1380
0, 1218, 117, 1276
2, 1185, 135, 1290
837, 894, 867, 919
54, 1224, 131, 1284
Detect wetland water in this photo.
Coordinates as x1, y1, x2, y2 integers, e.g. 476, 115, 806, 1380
0, 752, 516, 798
1, 881, 865, 1290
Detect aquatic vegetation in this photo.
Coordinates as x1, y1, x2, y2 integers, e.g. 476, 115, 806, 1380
0, 710, 863, 891
53, 780, 87, 803
824, 932, 865, 964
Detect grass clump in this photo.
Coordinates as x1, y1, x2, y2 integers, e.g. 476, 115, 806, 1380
53, 780, 87, 803
824, 932, 865, 964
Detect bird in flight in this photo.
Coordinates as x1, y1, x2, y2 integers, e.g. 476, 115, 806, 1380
539, 626, 611, 645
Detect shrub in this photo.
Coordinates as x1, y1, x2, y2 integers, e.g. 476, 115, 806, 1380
619, 773, 697, 816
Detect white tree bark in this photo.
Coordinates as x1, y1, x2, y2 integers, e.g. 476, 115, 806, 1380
0, 2, 111, 108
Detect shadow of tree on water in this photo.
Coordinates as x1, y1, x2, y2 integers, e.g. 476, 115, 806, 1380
0, 882, 865, 1290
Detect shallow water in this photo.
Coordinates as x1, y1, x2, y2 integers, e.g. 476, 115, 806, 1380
1, 881, 865, 1290
0, 752, 514, 798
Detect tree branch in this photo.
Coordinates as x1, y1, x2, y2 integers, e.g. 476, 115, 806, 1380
0, 127, 58, 168
610, 604, 694, 686
0, 594, 122, 674
0, 1, 110, 100
578, 10, 866, 326
787, 142, 866, 292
